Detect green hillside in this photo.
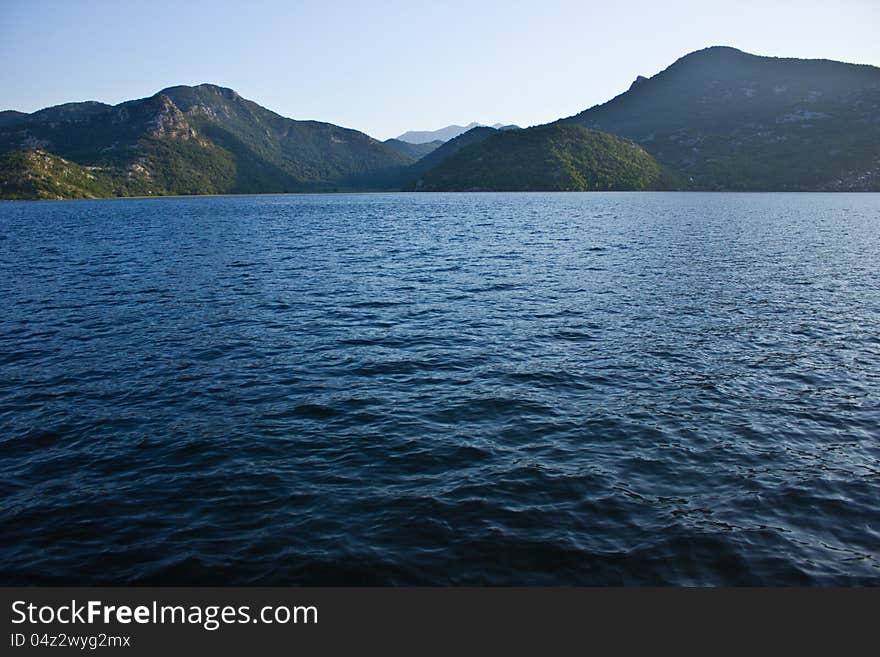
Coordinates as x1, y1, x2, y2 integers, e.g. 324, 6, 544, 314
4, 47, 880, 198
411, 124, 680, 191
0, 150, 116, 199
0, 85, 413, 198
383, 138, 443, 160
393, 126, 501, 187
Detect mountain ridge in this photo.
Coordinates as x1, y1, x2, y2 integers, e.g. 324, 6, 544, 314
559, 46, 880, 190
3, 46, 880, 198
396, 122, 519, 144
0, 83, 413, 197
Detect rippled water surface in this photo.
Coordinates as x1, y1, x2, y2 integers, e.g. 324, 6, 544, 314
1, 192, 878, 585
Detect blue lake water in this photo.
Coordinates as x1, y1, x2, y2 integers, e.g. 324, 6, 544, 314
1, 192, 878, 585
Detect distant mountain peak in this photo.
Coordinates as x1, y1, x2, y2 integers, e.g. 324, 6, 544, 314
396, 121, 515, 144
671, 45, 751, 65
159, 83, 240, 97
629, 75, 648, 90
690, 45, 746, 55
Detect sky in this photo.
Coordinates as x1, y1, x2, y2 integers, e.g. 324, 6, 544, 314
1, 0, 878, 140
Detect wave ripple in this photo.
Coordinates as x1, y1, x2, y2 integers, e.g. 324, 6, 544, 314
1, 192, 879, 585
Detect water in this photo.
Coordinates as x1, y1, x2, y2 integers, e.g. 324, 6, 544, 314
1, 192, 878, 585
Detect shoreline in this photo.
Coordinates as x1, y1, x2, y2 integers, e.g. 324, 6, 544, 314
2, 189, 878, 202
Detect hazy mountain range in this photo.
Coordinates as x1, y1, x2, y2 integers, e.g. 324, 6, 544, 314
395, 123, 519, 144
2, 46, 879, 199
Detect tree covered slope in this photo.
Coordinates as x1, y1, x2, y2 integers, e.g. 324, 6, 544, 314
4, 47, 879, 198
0, 85, 413, 198
410, 124, 680, 191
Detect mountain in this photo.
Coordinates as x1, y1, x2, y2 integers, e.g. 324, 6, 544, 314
399, 126, 500, 183
0, 111, 28, 128
560, 46, 880, 190
396, 122, 482, 144
0, 84, 413, 198
5, 47, 879, 199
410, 124, 679, 191
396, 122, 519, 144
383, 138, 443, 160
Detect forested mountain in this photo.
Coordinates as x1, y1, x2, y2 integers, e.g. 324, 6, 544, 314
383, 138, 443, 160
0, 84, 412, 198
3, 47, 879, 199
560, 46, 880, 190
410, 124, 679, 191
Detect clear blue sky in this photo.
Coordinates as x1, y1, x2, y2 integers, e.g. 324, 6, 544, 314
2, 0, 877, 139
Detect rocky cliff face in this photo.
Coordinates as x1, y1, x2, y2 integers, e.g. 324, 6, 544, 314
147, 95, 197, 140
